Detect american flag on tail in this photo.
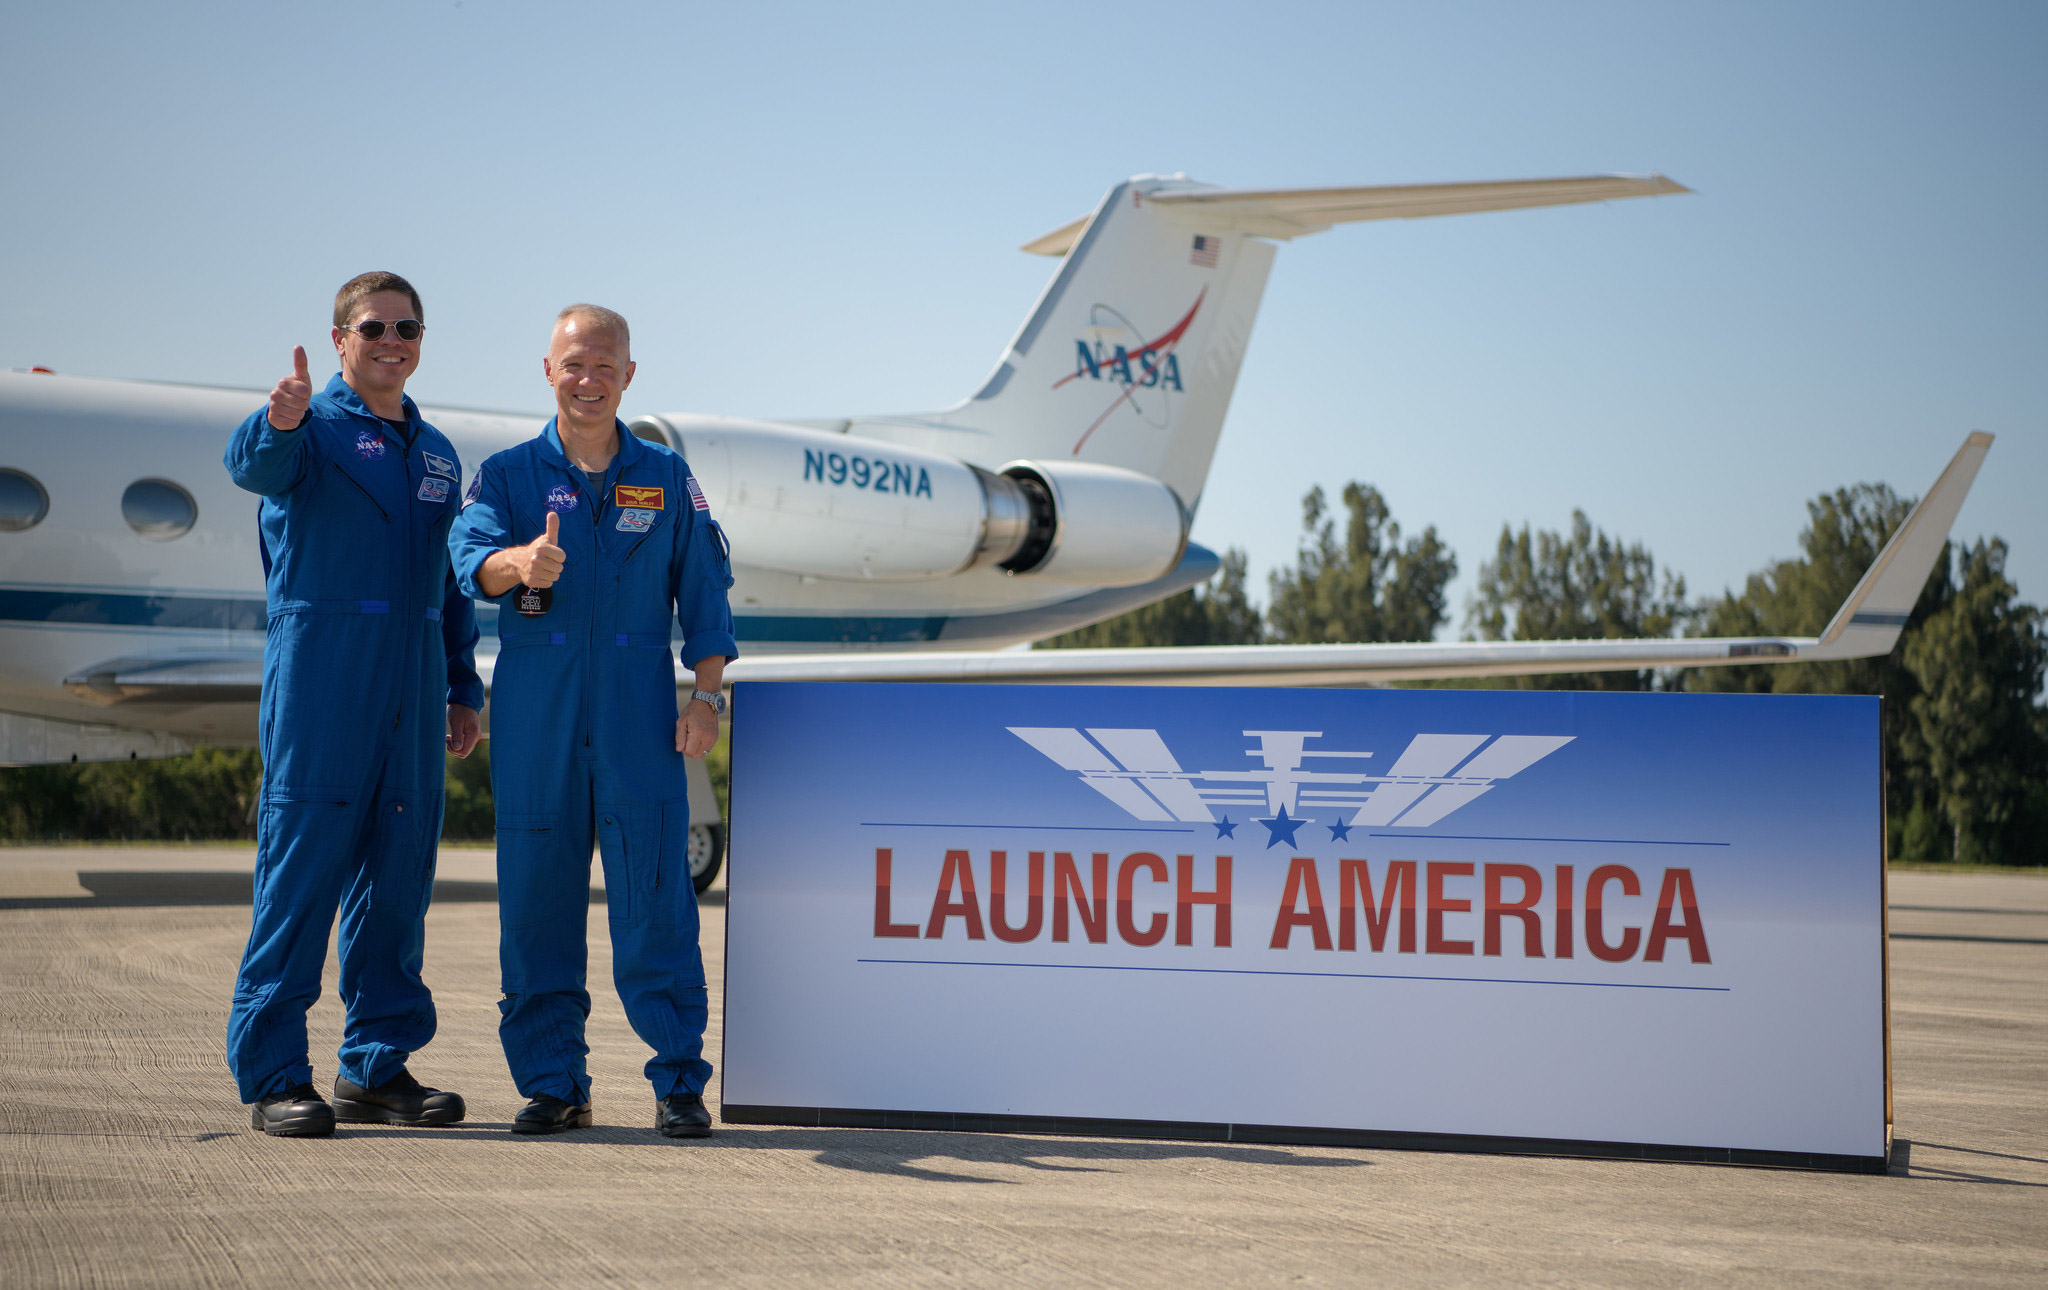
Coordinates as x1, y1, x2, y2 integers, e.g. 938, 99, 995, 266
1190, 234, 1220, 268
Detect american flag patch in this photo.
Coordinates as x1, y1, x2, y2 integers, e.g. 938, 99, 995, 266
1190, 234, 1220, 268
685, 475, 709, 512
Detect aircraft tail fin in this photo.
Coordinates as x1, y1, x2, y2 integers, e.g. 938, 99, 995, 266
850, 174, 1687, 512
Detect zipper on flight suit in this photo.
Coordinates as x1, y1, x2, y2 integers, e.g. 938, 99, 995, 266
564, 464, 597, 753
387, 417, 419, 739
394, 421, 414, 741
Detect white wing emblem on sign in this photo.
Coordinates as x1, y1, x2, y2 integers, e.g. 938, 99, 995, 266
1008, 727, 1573, 829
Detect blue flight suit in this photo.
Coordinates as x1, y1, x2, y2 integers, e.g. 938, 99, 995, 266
449, 419, 736, 1103
223, 375, 484, 1103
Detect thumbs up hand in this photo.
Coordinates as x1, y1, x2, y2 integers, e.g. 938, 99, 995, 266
513, 510, 567, 589
267, 346, 313, 430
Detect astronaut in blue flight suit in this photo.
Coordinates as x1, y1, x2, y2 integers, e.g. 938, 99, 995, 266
449, 304, 736, 1139
223, 272, 485, 1138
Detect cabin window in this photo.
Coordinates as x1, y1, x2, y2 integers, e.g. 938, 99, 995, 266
0, 468, 49, 532
122, 478, 198, 541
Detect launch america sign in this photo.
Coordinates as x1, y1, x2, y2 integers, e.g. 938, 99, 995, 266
721, 683, 1889, 1172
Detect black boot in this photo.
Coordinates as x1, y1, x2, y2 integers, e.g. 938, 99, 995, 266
251, 1084, 335, 1137
513, 1094, 594, 1135
332, 1069, 466, 1126
656, 1092, 712, 1139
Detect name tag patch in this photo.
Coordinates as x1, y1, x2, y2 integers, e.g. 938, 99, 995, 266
615, 484, 664, 510
616, 507, 658, 533
417, 476, 451, 503
422, 452, 458, 479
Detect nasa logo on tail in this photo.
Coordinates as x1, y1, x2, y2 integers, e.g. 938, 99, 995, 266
1055, 290, 1205, 455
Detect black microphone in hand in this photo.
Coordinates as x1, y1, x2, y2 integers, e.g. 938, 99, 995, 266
516, 511, 560, 616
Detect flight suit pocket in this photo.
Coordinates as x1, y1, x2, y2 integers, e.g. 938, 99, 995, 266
597, 805, 663, 928
253, 791, 355, 909
496, 813, 560, 930
368, 797, 427, 916
708, 520, 735, 590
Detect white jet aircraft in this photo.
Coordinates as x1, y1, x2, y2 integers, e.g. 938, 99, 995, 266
0, 172, 1993, 885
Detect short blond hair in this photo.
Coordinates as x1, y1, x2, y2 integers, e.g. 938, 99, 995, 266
555, 303, 630, 357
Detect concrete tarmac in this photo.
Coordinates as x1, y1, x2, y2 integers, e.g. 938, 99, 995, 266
2, 847, 2043, 1288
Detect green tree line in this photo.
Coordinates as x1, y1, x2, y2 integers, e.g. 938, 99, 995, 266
0, 725, 730, 845
1040, 478, 2048, 865
7, 475, 2040, 862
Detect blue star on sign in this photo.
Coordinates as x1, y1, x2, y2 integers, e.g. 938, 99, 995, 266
1258, 805, 1305, 850
1328, 818, 1353, 842
1213, 815, 1238, 839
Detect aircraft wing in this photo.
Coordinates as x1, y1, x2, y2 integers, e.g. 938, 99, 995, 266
719, 433, 1992, 689
64, 652, 265, 704
61, 434, 1988, 703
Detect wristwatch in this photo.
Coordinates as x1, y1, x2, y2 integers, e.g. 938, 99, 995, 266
689, 689, 727, 715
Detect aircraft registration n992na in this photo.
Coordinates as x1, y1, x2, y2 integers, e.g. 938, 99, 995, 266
0, 171, 1994, 762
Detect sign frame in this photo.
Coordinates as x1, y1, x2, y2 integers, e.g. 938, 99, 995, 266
719, 682, 1893, 1175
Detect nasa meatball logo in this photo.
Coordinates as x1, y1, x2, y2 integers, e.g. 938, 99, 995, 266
354, 430, 386, 460
1056, 291, 1202, 455
546, 483, 579, 513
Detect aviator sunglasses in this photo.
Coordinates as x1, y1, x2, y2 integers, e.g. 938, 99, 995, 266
340, 318, 425, 342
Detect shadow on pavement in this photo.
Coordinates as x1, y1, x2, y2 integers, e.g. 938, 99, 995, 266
258, 1122, 1373, 1181
708, 1125, 1373, 1184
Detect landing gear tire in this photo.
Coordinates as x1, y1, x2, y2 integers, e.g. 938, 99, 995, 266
687, 822, 725, 894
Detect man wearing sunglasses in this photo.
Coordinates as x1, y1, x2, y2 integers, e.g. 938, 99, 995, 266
223, 271, 485, 1137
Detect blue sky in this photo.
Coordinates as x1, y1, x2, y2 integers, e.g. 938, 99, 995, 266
4, 1, 2041, 629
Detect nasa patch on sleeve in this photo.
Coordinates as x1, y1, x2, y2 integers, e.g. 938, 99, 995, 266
463, 472, 482, 506
417, 476, 451, 504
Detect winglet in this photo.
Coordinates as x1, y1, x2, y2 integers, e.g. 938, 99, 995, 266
1812, 432, 1994, 654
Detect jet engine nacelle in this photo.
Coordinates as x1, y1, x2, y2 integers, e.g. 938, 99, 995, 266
631, 415, 1187, 587
991, 459, 1189, 586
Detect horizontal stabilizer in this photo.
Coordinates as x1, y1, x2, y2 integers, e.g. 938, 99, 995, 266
1022, 174, 1690, 255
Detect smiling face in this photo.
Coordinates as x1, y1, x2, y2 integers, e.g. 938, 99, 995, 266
544, 314, 636, 436
332, 290, 422, 410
